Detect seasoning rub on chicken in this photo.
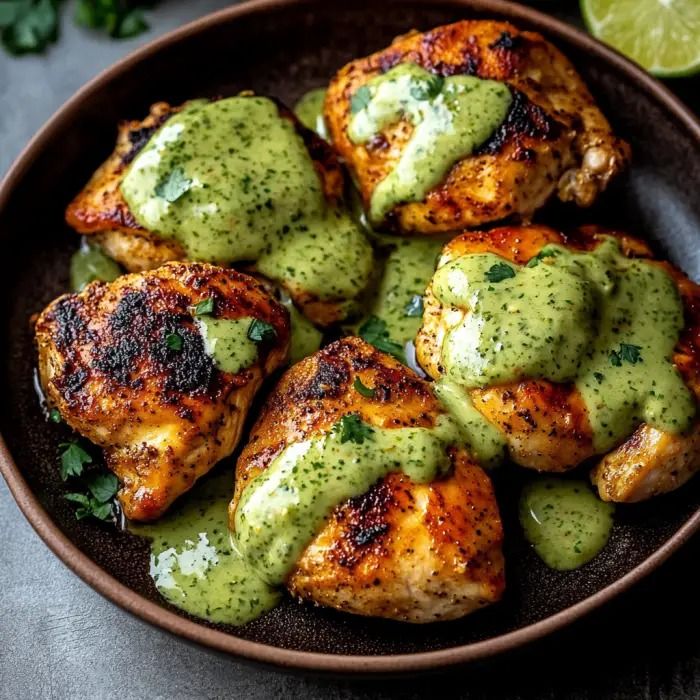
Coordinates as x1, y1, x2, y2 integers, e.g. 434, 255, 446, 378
229, 337, 504, 622
35, 262, 289, 520
325, 20, 630, 234
416, 224, 700, 502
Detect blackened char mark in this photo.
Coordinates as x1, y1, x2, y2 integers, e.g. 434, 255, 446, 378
476, 90, 559, 156
91, 289, 215, 394
51, 297, 87, 349
121, 109, 177, 166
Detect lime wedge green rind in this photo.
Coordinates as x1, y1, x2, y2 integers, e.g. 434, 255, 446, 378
581, 0, 700, 78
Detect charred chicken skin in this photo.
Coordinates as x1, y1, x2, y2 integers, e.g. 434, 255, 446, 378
230, 337, 505, 622
325, 20, 630, 234
35, 262, 289, 520
416, 225, 700, 502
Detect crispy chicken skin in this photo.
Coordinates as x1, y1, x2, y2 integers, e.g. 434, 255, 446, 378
64, 98, 346, 325
230, 337, 504, 623
35, 262, 290, 520
416, 225, 700, 501
325, 20, 630, 234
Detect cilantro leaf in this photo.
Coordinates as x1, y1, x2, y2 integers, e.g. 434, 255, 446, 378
410, 74, 444, 101
353, 376, 375, 398
64, 492, 114, 521
193, 297, 215, 316
526, 248, 559, 268
484, 262, 516, 283
247, 319, 277, 344
49, 408, 62, 423
350, 85, 371, 114
154, 167, 192, 203
85, 472, 119, 503
358, 315, 406, 363
336, 414, 374, 445
59, 441, 92, 481
74, 0, 149, 39
619, 343, 643, 364
165, 332, 183, 351
404, 294, 424, 318
1, 0, 60, 55
610, 343, 643, 367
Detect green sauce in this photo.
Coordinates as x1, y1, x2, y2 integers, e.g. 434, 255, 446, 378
433, 379, 505, 467
432, 237, 695, 452
256, 208, 373, 303
195, 316, 259, 375
120, 96, 373, 309
357, 237, 443, 349
294, 88, 328, 139
131, 471, 280, 626
70, 241, 122, 291
233, 415, 462, 585
348, 64, 512, 223
279, 295, 323, 363
519, 478, 615, 570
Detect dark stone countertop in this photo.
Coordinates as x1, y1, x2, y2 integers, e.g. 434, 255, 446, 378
1, 2, 698, 698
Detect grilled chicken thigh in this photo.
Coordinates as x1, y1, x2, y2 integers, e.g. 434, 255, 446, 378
35, 262, 289, 520
416, 225, 700, 501
230, 337, 504, 622
64, 98, 351, 326
325, 20, 630, 234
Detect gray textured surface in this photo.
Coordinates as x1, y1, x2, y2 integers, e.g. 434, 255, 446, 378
1, 2, 698, 699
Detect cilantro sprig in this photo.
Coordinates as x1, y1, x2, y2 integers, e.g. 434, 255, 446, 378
65, 472, 119, 521
59, 440, 92, 480
350, 85, 371, 114
58, 439, 119, 522
358, 315, 406, 364
0, 0, 152, 56
154, 167, 192, 203
193, 297, 215, 316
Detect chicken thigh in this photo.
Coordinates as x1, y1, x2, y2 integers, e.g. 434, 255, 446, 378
416, 225, 700, 501
229, 337, 504, 622
35, 262, 289, 520
325, 20, 630, 234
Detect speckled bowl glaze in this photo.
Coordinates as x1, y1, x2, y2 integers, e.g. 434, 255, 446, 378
1, 0, 699, 674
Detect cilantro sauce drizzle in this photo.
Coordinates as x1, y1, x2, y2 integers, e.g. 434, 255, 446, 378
233, 414, 463, 585
348, 64, 512, 223
130, 471, 280, 626
432, 236, 695, 452
120, 96, 372, 305
519, 478, 615, 570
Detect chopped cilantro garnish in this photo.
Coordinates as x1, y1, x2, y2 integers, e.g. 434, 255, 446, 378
247, 319, 277, 344
154, 167, 192, 203
165, 332, 183, 351
353, 376, 376, 398
526, 248, 559, 268
350, 85, 371, 114
410, 74, 444, 101
64, 471, 118, 522
484, 262, 516, 283
193, 297, 215, 316
404, 294, 424, 318
610, 343, 643, 367
358, 315, 406, 363
58, 440, 92, 481
49, 408, 62, 424
336, 413, 374, 445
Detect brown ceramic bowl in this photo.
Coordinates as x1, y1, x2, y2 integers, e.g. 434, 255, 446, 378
1, 0, 699, 674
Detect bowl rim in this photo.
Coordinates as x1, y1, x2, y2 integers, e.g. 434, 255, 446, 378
1, 0, 699, 674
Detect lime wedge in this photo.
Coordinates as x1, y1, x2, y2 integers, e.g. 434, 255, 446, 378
581, 0, 700, 77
